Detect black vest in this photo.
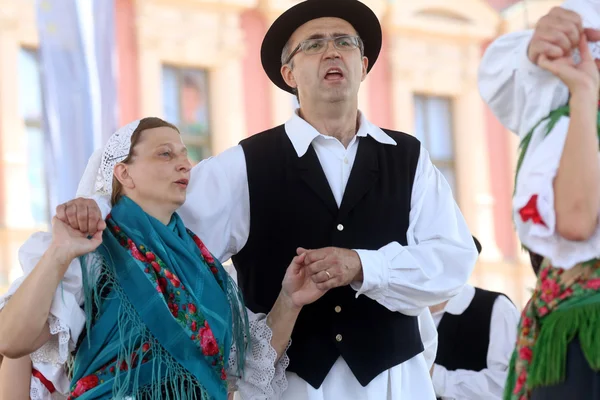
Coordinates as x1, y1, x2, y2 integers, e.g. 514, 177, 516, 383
435, 288, 508, 372
232, 125, 424, 389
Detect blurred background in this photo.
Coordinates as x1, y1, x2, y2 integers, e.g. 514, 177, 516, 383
0, 0, 559, 306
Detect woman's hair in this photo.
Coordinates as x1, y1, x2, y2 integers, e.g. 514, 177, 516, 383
528, 251, 544, 276
111, 117, 180, 206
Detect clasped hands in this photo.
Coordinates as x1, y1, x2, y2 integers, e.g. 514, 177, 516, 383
281, 246, 364, 309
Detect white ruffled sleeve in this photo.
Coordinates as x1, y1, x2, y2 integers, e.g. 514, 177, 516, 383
0, 232, 88, 396
514, 116, 600, 269
227, 310, 290, 399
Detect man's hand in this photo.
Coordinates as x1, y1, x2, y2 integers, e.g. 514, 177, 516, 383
55, 198, 106, 235
49, 217, 103, 264
430, 364, 435, 377
528, 7, 600, 65
298, 247, 363, 291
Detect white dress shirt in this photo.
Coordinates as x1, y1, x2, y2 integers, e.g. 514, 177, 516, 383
92, 110, 477, 399
430, 284, 520, 400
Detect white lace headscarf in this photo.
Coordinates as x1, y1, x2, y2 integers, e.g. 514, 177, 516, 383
75, 120, 141, 198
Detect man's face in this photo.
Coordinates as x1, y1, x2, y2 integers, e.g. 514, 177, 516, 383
281, 17, 368, 105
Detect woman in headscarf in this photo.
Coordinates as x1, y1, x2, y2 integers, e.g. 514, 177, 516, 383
0, 117, 323, 399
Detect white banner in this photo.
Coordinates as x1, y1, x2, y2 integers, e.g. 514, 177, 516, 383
35, 0, 118, 213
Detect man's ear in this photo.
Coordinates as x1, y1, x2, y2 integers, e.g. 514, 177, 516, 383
281, 64, 298, 90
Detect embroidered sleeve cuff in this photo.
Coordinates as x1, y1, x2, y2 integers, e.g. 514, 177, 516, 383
432, 363, 447, 397
351, 245, 396, 297
231, 314, 290, 399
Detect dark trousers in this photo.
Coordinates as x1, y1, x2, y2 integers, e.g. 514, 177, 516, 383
531, 337, 600, 399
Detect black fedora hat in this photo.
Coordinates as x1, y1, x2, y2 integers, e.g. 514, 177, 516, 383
260, 0, 382, 94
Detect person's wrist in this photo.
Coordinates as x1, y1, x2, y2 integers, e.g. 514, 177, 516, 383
47, 243, 75, 269
569, 84, 599, 101
279, 289, 303, 312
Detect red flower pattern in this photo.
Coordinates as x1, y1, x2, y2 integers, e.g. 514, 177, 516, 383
587, 279, 600, 290
199, 321, 219, 356
128, 239, 147, 261
519, 347, 533, 362
151, 261, 161, 273
540, 279, 561, 303
69, 374, 100, 398
514, 371, 527, 394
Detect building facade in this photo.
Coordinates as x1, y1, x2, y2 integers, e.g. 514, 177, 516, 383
0, 0, 561, 307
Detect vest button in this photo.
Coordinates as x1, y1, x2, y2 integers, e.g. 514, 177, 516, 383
335, 334, 343, 342
334, 306, 342, 313
337, 224, 344, 231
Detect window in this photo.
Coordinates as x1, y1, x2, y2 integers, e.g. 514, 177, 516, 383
162, 66, 211, 163
414, 95, 456, 193
18, 48, 48, 225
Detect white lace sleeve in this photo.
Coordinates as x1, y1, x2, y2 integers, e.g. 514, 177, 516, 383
0, 232, 90, 395
227, 311, 290, 399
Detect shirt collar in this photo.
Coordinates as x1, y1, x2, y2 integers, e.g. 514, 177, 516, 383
434, 284, 476, 316
283, 109, 397, 157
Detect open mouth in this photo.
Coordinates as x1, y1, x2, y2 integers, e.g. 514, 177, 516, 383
324, 67, 344, 81
175, 179, 189, 188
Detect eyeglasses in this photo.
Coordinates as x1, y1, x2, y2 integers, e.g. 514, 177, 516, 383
284, 35, 363, 65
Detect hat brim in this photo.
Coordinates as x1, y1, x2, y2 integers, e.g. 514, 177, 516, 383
261, 0, 382, 94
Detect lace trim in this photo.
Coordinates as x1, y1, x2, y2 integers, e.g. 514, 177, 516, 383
30, 315, 72, 366
228, 316, 290, 399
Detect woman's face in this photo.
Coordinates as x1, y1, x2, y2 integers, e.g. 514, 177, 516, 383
117, 126, 191, 213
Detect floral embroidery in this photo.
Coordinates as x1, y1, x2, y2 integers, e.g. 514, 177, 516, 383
200, 320, 219, 356
519, 195, 546, 226
67, 374, 100, 399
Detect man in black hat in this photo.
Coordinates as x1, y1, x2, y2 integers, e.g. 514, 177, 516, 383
429, 237, 520, 400
57, 0, 478, 398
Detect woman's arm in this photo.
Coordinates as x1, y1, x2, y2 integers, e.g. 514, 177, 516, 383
537, 36, 600, 240
0, 248, 72, 358
229, 253, 326, 398
554, 90, 600, 240
0, 218, 101, 358
0, 356, 32, 400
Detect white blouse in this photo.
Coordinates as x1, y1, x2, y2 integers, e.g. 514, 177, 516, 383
514, 115, 600, 269
0, 232, 290, 400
